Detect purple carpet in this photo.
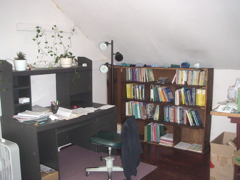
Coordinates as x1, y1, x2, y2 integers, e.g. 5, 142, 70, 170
59, 145, 156, 180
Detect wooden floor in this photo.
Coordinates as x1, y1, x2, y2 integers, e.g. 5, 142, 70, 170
140, 143, 210, 180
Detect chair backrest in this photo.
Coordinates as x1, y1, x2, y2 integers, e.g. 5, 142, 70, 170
121, 116, 143, 179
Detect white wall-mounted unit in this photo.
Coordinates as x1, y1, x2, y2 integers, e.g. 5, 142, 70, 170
0, 138, 21, 180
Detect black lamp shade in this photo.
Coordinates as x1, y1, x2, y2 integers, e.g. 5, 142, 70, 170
115, 52, 123, 61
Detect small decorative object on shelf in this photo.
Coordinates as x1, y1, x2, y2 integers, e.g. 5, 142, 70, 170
180, 62, 190, 68
156, 77, 170, 84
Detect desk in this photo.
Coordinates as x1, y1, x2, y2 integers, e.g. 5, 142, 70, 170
210, 110, 240, 180
1, 103, 117, 180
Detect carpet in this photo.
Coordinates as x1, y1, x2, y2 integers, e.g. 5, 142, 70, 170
59, 145, 157, 180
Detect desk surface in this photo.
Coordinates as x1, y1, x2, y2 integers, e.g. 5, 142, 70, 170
3, 103, 114, 131
210, 110, 240, 118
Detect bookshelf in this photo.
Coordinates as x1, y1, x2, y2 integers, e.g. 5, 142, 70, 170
107, 66, 213, 153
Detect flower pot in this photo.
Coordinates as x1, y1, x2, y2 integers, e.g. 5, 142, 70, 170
60, 58, 73, 68
14, 60, 27, 71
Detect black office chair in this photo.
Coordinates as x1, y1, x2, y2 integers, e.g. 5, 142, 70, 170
85, 116, 142, 180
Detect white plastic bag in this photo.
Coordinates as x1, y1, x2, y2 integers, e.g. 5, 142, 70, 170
227, 78, 240, 101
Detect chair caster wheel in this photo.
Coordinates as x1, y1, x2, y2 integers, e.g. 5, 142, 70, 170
86, 172, 90, 176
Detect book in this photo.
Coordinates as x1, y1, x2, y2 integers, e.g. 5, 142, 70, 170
153, 105, 160, 120
163, 87, 174, 102
171, 73, 176, 84
17, 110, 46, 118
196, 88, 202, 106
187, 143, 203, 153
181, 87, 189, 105
192, 109, 203, 125
186, 108, 195, 126
146, 122, 153, 142
174, 142, 192, 150
164, 105, 169, 122
200, 89, 206, 106
175, 89, 181, 105
191, 109, 200, 126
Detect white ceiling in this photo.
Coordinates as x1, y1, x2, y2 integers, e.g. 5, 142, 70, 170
54, 0, 240, 69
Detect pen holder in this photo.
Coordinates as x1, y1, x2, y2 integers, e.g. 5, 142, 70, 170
51, 104, 59, 114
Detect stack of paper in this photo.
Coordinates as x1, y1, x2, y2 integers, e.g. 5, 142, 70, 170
13, 110, 50, 122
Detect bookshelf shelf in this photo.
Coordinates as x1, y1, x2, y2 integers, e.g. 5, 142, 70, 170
108, 66, 213, 153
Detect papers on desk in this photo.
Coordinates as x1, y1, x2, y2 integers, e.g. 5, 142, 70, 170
72, 105, 114, 116
14, 104, 115, 122
13, 111, 52, 122
99, 105, 115, 110
72, 107, 98, 115
13, 105, 51, 123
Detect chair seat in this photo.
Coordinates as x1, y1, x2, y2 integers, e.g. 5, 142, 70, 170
89, 130, 121, 149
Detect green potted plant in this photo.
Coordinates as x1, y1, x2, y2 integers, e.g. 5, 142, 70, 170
33, 25, 77, 68
14, 52, 27, 71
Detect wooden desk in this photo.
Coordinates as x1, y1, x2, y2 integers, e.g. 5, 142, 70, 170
210, 110, 240, 180
1, 103, 117, 180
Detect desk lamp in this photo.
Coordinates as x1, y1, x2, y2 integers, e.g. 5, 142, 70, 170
99, 40, 123, 105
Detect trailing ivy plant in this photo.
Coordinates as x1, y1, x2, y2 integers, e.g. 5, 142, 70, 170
32, 25, 80, 84
32, 25, 77, 67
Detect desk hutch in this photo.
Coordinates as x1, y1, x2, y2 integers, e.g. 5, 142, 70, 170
0, 57, 117, 179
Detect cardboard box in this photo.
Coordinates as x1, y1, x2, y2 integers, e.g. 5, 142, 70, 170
41, 170, 58, 180
210, 132, 236, 180
40, 164, 58, 180
232, 149, 240, 166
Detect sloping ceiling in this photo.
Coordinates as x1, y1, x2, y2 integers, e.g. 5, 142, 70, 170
54, 0, 240, 69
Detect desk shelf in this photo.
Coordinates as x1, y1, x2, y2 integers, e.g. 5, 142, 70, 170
0, 57, 92, 116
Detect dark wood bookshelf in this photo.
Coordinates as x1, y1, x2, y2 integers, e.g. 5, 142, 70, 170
108, 66, 213, 153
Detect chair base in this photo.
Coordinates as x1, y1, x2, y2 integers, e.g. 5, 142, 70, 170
85, 154, 123, 180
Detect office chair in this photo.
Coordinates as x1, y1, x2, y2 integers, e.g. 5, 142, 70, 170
85, 116, 142, 180
85, 130, 123, 180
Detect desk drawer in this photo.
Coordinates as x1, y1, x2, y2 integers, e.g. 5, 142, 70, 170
57, 120, 95, 147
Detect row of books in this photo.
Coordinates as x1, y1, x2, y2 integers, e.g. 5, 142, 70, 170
126, 68, 155, 82
164, 105, 203, 126
173, 69, 206, 86
150, 85, 174, 102
175, 87, 206, 106
125, 84, 205, 107
144, 122, 166, 142
125, 101, 159, 120
126, 83, 145, 100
